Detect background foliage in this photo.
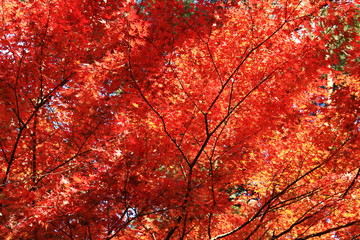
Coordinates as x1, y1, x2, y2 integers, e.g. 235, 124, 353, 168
0, 0, 359, 239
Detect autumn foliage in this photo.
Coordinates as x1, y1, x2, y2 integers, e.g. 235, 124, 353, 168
1, 0, 360, 239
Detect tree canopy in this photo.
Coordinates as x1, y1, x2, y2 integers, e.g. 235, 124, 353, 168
0, 0, 360, 239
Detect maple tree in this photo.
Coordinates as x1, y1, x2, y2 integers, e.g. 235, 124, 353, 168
0, 0, 360, 239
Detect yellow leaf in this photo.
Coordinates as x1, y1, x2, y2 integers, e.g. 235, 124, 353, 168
132, 103, 139, 108
73, 176, 82, 183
